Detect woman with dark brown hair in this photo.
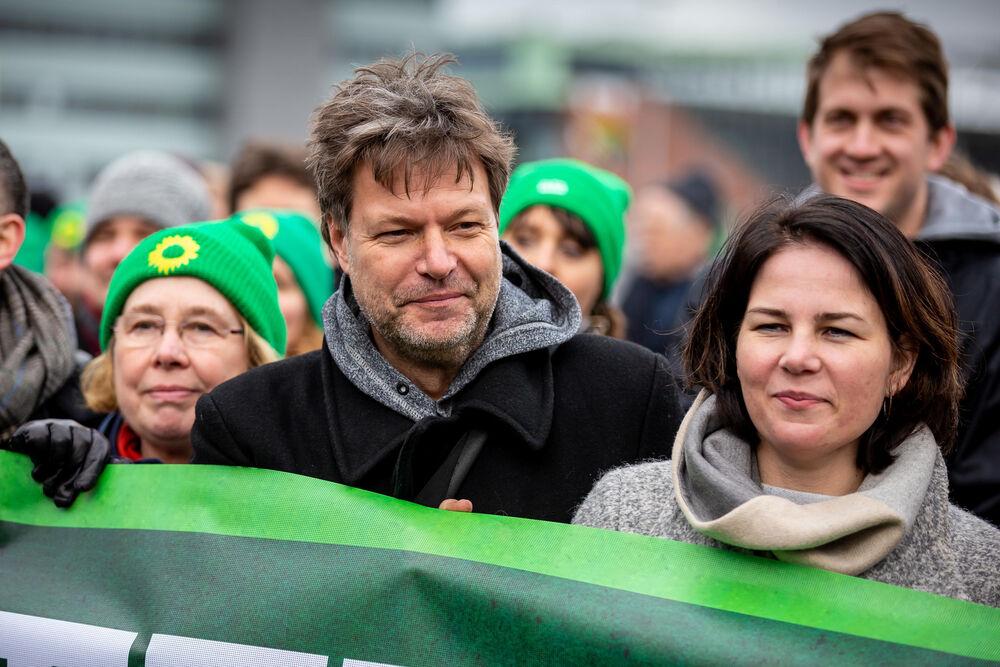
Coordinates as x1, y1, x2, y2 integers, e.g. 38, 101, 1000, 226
574, 195, 999, 606
499, 159, 629, 337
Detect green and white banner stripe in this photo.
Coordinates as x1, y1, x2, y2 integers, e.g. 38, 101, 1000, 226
1, 450, 997, 666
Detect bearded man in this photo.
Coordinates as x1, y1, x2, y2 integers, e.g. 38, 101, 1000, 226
191, 54, 681, 522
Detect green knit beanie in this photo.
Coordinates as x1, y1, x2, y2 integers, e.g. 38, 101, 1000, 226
100, 219, 287, 355
499, 158, 631, 298
231, 209, 333, 327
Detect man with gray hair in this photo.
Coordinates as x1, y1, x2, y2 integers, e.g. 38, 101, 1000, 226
191, 54, 681, 522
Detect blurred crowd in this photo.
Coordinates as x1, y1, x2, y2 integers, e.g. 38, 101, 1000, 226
2, 10, 998, 607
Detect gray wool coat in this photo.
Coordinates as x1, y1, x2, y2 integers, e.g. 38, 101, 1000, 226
574, 394, 1000, 607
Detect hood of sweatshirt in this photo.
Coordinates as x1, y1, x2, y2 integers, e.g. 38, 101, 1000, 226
798, 175, 1000, 245
918, 174, 1000, 245
670, 391, 939, 575
322, 240, 581, 422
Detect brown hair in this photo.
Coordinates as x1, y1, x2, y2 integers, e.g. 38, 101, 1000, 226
0, 138, 28, 218
81, 319, 279, 413
684, 195, 961, 474
507, 204, 627, 338
228, 142, 315, 214
802, 11, 949, 133
306, 52, 515, 249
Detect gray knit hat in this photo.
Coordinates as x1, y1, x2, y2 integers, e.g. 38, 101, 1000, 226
84, 150, 212, 244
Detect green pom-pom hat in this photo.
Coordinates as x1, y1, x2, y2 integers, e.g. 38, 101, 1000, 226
499, 158, 631, 298
99, 219, 287, 355
230, 209, 334, 327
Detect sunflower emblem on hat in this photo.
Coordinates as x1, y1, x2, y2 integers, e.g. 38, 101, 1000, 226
240, 211, 280, 239
148, 235, 200, 275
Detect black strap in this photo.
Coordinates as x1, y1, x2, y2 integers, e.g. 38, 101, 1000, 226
408, 429, 487, 507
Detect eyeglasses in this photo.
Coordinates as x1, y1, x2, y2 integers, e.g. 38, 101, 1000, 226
115, 313, 245, 349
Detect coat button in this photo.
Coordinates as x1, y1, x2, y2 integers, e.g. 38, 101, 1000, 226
396, 382, 409, 395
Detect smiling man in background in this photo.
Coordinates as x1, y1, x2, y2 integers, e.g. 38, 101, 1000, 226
797, 11, 1000, 525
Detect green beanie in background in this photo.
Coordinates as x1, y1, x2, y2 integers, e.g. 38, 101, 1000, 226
231, 209, 333, 327
498, 158, 631, 298
99, 219, 287, 355
12, 211, 51, 273
49, 202, 86, 251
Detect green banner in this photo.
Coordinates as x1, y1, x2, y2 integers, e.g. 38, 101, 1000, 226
1, 450, 997, 666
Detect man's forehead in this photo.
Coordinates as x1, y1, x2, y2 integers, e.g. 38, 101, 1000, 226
358, 159, 486, 193
818, 51, 921, 106
350, 159, 495, 221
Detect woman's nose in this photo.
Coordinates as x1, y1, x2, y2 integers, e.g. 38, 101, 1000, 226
779, 334, 822, 374
152, 326, 189, 367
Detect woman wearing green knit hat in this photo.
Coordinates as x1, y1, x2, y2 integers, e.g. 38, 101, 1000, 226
499, 158, 630, 337
5, 218, 286, 506
231, 209, 333, 356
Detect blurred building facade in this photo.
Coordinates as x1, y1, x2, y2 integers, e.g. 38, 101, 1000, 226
2, 0, 998, 206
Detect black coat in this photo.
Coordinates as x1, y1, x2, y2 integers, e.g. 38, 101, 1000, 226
922, 238, 1000, 526
192, 335, 683, 523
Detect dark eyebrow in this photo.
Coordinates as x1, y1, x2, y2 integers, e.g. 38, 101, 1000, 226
745, 307, 785, 318
817, 312, 866, 324
375, 206, 490, 228
745, 307, 866, 323
445, 206, 490, 222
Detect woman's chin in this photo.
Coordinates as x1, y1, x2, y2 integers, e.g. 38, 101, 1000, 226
133, 409, 195, 444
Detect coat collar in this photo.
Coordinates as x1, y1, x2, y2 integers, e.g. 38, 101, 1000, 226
319, 343, 555, 485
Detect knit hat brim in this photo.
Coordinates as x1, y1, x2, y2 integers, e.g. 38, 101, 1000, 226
100, 220, 286, 355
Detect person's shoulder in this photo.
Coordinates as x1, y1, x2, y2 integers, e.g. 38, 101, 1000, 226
947, 504, 1000, 605
949, 504, 1000, 548
209, 350, 325, 404
601, 459, 676, 495
556, 333, 663, 368
573, 459, 676, 531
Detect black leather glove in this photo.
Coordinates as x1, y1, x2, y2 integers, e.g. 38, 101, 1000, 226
3, 419, 112, 507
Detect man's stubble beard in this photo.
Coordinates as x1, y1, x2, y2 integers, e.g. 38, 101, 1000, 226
374, 290, 497, 369
354, 254, 502, 372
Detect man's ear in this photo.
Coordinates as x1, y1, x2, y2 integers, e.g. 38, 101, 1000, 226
796, 119, 815, 169
0, 213, 26, 270
327, 216, 350, 276
926, 124, 956, 172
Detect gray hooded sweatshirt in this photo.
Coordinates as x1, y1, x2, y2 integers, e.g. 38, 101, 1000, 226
323, 240, 582, 422
574, 391, 1000, 607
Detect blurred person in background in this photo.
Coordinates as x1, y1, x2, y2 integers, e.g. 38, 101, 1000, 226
43, 201, 87, 303
499, 158, 630, 337
4, 219, 284, 506
232, 209, 332, 355
11, 189, 58, 275
198, 159, 232, 220
575, 197, 999, 607
1, 139, 93, 440
228, 141, 322, 223
797, 11, 1000, 525
620, 171, 720, 355
75, 151, 213, 356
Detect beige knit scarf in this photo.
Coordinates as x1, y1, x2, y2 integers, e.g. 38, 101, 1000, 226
671, 391, 937, 575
